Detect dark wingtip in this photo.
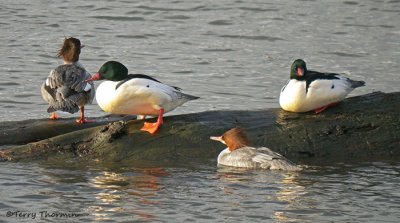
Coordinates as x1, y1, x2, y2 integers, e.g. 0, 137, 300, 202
190, 95, 200, 100
183, 94, 200, 101
350, 80, 366, 88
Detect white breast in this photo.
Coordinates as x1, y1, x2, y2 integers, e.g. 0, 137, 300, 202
279, 80, 307, 112
95, 78, 189, 115
279, 77, 354, 112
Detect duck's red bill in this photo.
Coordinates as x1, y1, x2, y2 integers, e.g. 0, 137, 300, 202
85, 73, 101, 82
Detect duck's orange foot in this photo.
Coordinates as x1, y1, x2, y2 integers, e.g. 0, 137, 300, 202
76, 118, 95, 124
49, 112, 60, 120
314, 102, 340, 114
314, 106, 328, 114
141, 122, 162, 134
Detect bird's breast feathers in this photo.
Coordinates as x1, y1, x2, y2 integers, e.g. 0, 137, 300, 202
280, 77, 351, 112
95, 79, 173, 115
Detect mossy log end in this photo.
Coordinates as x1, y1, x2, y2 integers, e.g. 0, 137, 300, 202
1, 91, 399, 164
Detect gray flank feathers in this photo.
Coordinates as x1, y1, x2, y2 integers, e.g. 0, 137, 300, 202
41, 64, 94, 114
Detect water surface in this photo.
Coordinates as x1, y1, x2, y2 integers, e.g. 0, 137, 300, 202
1, 161, 400, 222
0, 0, 399, 121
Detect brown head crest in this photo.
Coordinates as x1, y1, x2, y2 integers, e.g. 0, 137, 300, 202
57, 37, 81, 63
223, 127, 251, 151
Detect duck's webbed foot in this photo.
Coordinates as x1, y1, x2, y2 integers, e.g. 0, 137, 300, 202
140, 109, 164, 134
76, 106, 95, 124
314, 102, 339, 114
49, 112, 60, 120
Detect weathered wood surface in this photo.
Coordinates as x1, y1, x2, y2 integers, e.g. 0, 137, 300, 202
1, 91, 399, 163
0, 114, 135, 146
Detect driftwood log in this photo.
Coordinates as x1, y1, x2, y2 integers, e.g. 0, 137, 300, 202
1, 91, 399, 164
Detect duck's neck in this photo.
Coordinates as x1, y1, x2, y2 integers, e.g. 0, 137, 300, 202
64, 60, 84, 69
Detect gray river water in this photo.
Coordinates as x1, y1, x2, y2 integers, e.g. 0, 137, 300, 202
0, 0, 400, 222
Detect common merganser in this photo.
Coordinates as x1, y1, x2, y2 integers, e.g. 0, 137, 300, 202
279, 59, 365, 113
210, 128, 301, 171
41, 37, 95, 123
86, 61, 199, 134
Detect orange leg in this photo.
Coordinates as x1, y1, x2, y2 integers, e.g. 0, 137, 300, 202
76, 106, 95, 124
314, 102, 340, 114
140, 108, 164, 134
49, 112, 60, 120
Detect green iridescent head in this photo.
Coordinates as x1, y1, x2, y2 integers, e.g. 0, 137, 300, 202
290, 59, 308, 79
96, 61, 129, 81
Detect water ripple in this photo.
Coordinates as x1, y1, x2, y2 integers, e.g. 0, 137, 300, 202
208, 20, 233, 26
0, 82, 20, 86
239, 7, 280, 12
116, 35, 148, 39
321, 52, 365, 58
136, 5, 205, 12
13, 94, 36, 98
90, 16, 145, 21
379, 25, 396, 28
218, 34, 284, 42
203, 48, 234, 52
0, 100, 34, 105
48, 23, 60, 27
343, 1, 359, 5
164, 15, 191, 20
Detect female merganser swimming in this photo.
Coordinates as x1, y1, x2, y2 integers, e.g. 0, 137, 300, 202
41, 37, 95, 123
210, 128, 301, 171
86, 61, 199, 134
279, 59, 365, 113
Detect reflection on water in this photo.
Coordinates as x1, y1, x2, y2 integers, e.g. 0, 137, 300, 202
89, 168, 168, 222
274, 173, 309, 223
277, 173, 306, 204
216, 166, 308, 222
1, 161, 400, 222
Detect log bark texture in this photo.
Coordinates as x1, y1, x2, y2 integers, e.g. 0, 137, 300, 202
1, 92, 399, 163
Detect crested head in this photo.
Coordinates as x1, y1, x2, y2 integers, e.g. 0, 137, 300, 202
290, 59, 308, 79
210, 127, 251, 152
57, 37, 82, 63
96, 61, 129, 81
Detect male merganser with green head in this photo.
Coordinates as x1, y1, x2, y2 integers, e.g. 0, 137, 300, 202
41, 37, 95, 123
279, 59, 365, 113
210, 128, 301, 171
87, 61, 199, 134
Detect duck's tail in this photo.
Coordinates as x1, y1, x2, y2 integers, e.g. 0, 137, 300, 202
47, 94, 81, 114
47, 101, 79, 114
181, 93, 200, 101
348, 79, 366, 89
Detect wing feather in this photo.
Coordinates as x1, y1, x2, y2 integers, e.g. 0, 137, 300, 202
220, 148, 259, 168
42, 64, 93, 114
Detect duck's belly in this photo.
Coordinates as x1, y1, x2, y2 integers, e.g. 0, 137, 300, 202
279, 80, 344, 112
95, 81, 166, 115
